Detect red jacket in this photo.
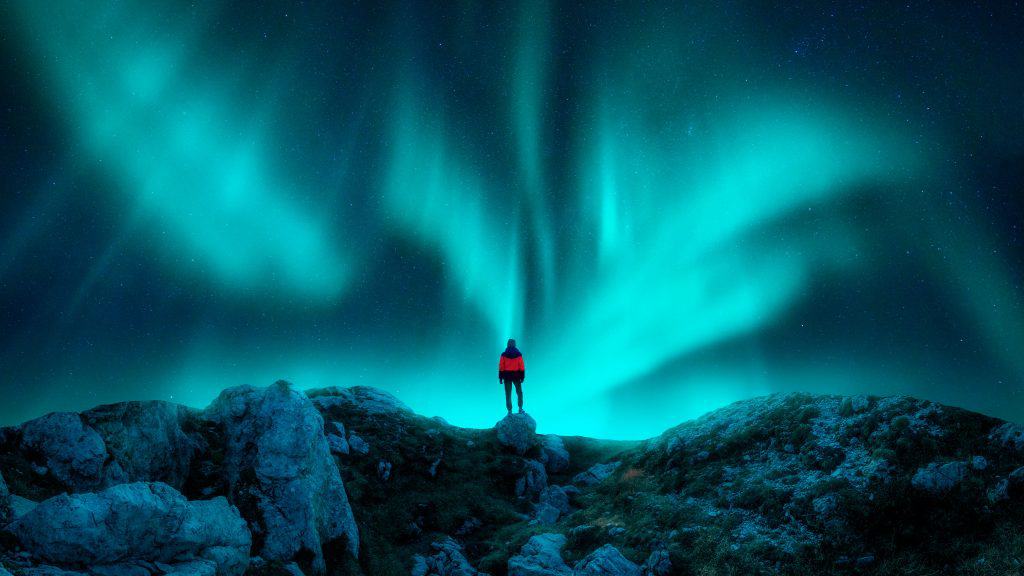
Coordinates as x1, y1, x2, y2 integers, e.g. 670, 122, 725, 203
498, 348, 525, 383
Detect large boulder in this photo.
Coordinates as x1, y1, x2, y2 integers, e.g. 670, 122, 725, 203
4, 482, 250, 576
496, 413, 538, 456
410, 537, 488, 576
538, 435, 569, 474
573, 544, 641, 576
82, 401, 198, 490
308, 386, 411, 415
912, 461, 968, 495
17, 412, 125, 492
203, 381, 359, 573
507, 533, 570, 576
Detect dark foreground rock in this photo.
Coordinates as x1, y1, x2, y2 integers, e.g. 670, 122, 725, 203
4, 482, 249, 576
4, 386, 1024, 575
204, 382, 359, 572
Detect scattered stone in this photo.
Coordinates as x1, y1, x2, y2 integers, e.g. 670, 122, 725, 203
411, 537, 488, 576
538, 485, 570, 515
429, 456, 443, 477
989, 422, 1024, 451
573, 544, 641, 576
327, 422, 350, 455
855, 554, 876, 568
204, 382, 359, 572
971, 455, 988, 470
533, 504, 560, 525
989, 477, 1009, 502
912, 461, 967, 494
378, 460, 393, 481
641, 550, 671, 576
327, 433, 350, 456
454, 517, 482, 537
6, 482, 249, 576
496, 413, 538, 456
572, 461, 621, 487
348, 432, 370, 456
507, 533, 570, 576
0, 471, 10, 527
538, 435, 569, 474
516, 460, 548, 499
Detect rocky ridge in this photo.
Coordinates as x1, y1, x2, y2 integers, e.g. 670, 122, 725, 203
1, 385, 1023, 576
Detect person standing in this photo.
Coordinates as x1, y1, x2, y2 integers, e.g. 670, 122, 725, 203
499, 338, 525, 414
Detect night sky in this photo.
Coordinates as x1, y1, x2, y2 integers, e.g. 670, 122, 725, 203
1, 1, 1022, 439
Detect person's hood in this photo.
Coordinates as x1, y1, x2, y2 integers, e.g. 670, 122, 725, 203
501, 346, 522, 359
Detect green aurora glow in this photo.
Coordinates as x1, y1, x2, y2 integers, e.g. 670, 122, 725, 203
1, 1, 1022, 438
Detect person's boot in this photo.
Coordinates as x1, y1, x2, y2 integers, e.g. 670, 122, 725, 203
518, 408, 525, 414
507, 409, 512, 416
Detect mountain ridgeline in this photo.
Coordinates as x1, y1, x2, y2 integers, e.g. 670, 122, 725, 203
2, 381, 1024, 575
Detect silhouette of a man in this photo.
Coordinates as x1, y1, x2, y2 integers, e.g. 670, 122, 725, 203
499, 338, 525, 414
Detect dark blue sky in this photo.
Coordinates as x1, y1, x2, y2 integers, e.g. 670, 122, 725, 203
1, 1, 1022, 438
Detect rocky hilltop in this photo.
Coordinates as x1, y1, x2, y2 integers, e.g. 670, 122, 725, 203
2, 382, 1024, 576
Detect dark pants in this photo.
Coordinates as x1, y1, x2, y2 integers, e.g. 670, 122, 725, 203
503, 379, 523, 411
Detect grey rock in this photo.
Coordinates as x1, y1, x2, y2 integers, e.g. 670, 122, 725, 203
19, 568, 87, 576
83, 401, 198, 489
348, 432, 370, 456
989, 478, 1010, 503
6, 482, 250, 576
812, 493, 838, 516
496, 413, 538, 455
538, 485, 570, 514
411, 536, 488, 576
0, 470, 10, 527
533, 503, 561, 525
538, 435, 569, 474
89, 564, 153, 576
9, 494, 38, 520
641, 550, 671, 576
18, 412, 124, 492
855, 554, 876, 568
282, 563, 305, 576
163, 560, 218, 576
379, 460, 393, 481
912, 461, 968, 494
989, 422, 1024, 451
308, 386, 412, 415
0, 564, 11, 576
204, 381, 359, 572
507, 533, 571, 576
573, 544, 641, 576
516, 460, 548, 499
572, 462, 621, 487
971, 455, 988, 470
851, 395, 871, 413
454, 517, 482, 537
327, 433, 350, 456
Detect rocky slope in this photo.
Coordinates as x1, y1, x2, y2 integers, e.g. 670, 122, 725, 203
2, 383, 1024, 575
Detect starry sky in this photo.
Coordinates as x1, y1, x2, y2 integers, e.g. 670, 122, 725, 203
1, 1, 1022, 439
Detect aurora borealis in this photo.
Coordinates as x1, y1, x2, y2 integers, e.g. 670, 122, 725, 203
1, 1, 1022, 438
